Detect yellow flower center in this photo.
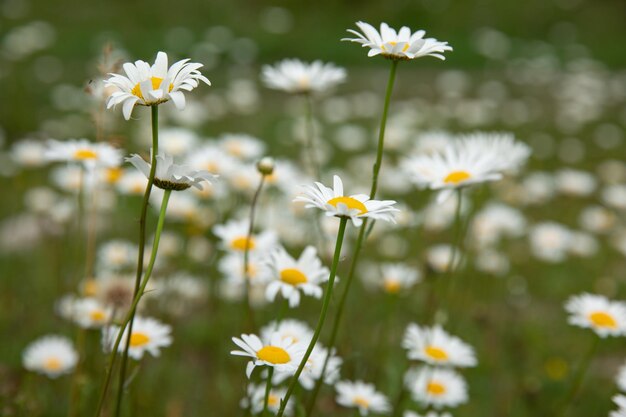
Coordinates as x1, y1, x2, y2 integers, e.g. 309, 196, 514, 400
130, 77, 174, 101
129, 331, 151, 347
354, 396, 370, 408
425, 346, 449, 361
74, 149, 98, 160
44, 357, 62, 371
89, 310, 106, 322
384, 279, 401, 293
82, 279, 98, 297
426, 381, 446, 396
231, 236, 255, 251
268, 394, 280, 407
588, 311, 617, 329
106, 167, 123, 184
257, 346, 291, 364
280, 268, 308, 286
327, 196, 367, 214
444, 170, 472, 184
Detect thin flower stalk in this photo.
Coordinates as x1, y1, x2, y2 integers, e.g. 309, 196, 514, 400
276, 217, 349, 417
305, 60, 398, 416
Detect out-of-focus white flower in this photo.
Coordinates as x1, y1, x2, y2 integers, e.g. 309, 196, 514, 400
335, 380, 390, 415
72, 298, 113, 329
158, 127, 199, 157
244, 384, 293, 416
23, 335, 78, 378
262, 59, 346, 94
529, 222, 572, 263
603, 185, 626, 211
405, 367, 468, 409
616, 362, 626, 392
11, 139, 47, 167
426, 245, 462, 273
579, 205, 616, 234
565, 293, 626, 338
105, 51, 210, 119
104, 316, 173, 359
219, 133, 266, 161
555, 169, 597, 197
343, 21, 452, 61
470, 203, 526, 247
402, 324, 477, 368
213, 219, 277, 254
45, 139, 122, 170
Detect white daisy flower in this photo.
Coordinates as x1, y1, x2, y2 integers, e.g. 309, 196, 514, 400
116, 169, 149, 195
105, 51, 210, 120
105, 316, 173, 360
213, 219, 277, 254
231, 332, 306, 378
45, 139, 122, 170
335, 380, 390, 416
127, 151, 216, 191
405, 367, 468, 409
96, 240, 137, 273
343, 21, 452, 61
402, 132, 530, 203
260, 319, 314, 345
379, 263, 421, 294
262, 59, 347, 94
295, 175, 399, 227
271, 344, 342, 390
402, 324, 477, 368
219, 133, 266, 161
244, 383, 293, 416
185, 144, 238, 176
264, 245, 330, 308
72, 297, 113, 329
565, 293, 626, 338
10, 139, 47, 167
528, 222, 572, 263
23, 335, 78, 378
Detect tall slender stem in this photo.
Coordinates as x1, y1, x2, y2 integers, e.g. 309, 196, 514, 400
276, 217, 349, 417
557, 336, 599, 416
263, 367, 274, 416
243, 174, 266, 331
94, 105, 160, 417
305, 60, 398, 417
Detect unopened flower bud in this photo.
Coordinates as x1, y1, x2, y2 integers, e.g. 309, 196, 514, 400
257, 157, 275, 176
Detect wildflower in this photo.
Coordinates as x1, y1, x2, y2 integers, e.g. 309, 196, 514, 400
402, 132, 530, 203
231, 332, 306, 378
260, 320, 314, 345
405, 367, 468, 408
105, 51, 210, 119
219, 133, 266, 161
378, 263, 421, 294
213, 219, 277, 254
335, 380, 390, 415
23, 335, 78, 378
528, 222, 572, 263
72, 298, 113, 329
45, 139, 122, 170
262, 59, 346, 94
402, 324, 477, 368
244, 384, 293, 416
127, 151, 216, 191
343, 21, 452, 61
295, 175, 398, 227
105, 316, 173, 359
265, 245, 330, 307
565, 293, 626, 338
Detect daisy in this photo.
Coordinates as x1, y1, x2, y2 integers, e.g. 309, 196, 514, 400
105, 316, 173, 360
45, 139, 122, 170
379, 263, 421, 294
262, 59, 347, 94
264, 245, 330, 307
244, 384, 293, 416
116, 169, 149, 195
72, 297, 113, 329
343, 21, 452, 61
231, 332, 306, 378
10, 139, 47, 167
127, 151, 216, 191
402, 132, 530, 203
402, 324, 477, 368
564, 293, 626, 337
105, 51, 210, 120
185, 144, 238, 176
23, 335, 78, 378
260, 319, 314, 345
96, 240, 137, 272
335, 380, 390, 416
405, 367, 468, 409
271, 344, 342, 390
219, 133, 266, 161
295, 175, 399, 227
213, 219, 277, 254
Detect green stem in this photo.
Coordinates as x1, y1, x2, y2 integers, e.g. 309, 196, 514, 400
303, 94, 320, 179
263, 367, 274, 416
276, 217, 349, 417
243, 174, 266, 332
68, 328, 86, 417
94, 105, 160, 417
304, 59, 398, 417
557, 336, 599, 416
